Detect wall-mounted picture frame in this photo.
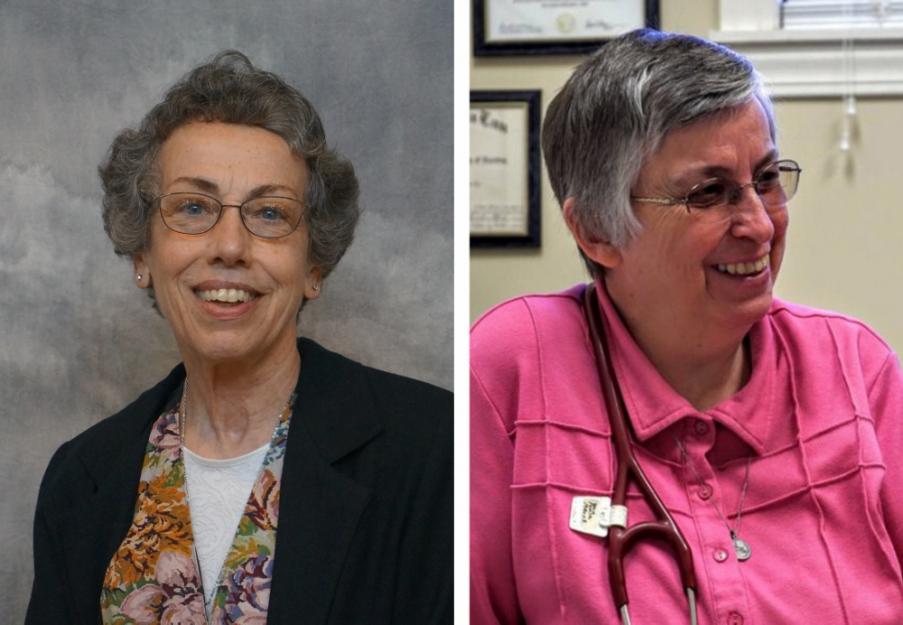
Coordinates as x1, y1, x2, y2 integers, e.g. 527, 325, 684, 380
470, 90, 541, 248
473, 0, 659, 56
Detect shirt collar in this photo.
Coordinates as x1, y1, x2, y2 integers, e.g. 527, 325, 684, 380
591, 279, 788, 455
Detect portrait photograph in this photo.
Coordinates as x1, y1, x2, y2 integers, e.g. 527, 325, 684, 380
0, 0, 452, 623
471, 2, 903, 624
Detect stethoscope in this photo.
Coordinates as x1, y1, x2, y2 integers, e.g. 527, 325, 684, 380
581, 283, 699, 625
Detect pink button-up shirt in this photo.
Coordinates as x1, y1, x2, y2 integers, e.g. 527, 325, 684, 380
471, 284, 903, 624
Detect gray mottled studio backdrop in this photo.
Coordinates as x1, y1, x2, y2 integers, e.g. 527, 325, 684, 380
0, 0, 452, 619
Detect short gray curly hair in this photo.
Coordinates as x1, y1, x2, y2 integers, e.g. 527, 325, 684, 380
99, 50, 360, 282
542, 29, 775, 278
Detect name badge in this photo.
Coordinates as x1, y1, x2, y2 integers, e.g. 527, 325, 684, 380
569, 496, 612, 538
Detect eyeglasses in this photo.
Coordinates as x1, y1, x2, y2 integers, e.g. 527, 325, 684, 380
631, 159, 802, 211
155, 192, 305, 239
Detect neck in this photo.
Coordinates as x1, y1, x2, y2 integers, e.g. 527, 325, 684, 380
181, 342, 300, 459
655, 339, 749, 411
604, 282, 751, 411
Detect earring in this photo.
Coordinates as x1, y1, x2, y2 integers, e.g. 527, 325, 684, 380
136, 273, 143, 283
312, 283, 320, 291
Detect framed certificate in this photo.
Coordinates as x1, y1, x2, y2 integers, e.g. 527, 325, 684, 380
473, 0, 659, 56
470, 90, 541, 248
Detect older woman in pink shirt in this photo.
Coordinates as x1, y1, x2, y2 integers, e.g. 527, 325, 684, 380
471, 29, 903, 624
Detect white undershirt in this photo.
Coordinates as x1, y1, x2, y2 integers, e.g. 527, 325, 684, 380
183, 443, 269, 616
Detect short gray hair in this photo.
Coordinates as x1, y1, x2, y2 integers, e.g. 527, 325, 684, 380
542, 29, 775, 277
99, 50, 360, 282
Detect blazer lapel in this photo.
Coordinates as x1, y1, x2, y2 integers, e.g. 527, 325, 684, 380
56, 367, 184, 625
268, 339, 383, 624
55, 439, 147, 625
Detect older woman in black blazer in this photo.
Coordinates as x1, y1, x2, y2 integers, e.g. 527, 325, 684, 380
26, 51, 451, 625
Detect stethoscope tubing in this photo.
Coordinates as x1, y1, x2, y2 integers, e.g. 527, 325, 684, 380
582, 283, 698, 625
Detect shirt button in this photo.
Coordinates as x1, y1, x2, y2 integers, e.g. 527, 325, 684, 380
727, 611, 744, 625
698, 483, 713, 500
713, 548, 729, 562
694, 419, 709, 435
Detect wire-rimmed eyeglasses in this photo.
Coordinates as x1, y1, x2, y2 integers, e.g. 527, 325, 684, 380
631, 159, 802, 211
155, 192, 305, 239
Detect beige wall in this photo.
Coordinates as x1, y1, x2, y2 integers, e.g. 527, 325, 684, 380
471, 1, 903, 356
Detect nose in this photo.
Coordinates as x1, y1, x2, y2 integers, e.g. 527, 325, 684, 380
729, 186, 776, 243
208, 204, 251, 266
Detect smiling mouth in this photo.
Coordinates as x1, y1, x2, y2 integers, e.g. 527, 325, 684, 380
195, 288, 257, 304
715, 255, 769, 277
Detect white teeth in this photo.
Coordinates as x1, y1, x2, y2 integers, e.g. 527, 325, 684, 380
197, 288, 252, 303
716, 255, 769, 276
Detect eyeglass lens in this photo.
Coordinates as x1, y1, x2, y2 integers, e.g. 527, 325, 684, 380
686, 160, 800, 209
158, 193, 304, 238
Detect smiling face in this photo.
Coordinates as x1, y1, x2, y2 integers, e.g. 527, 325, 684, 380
594, 99, 788, 344
134, 121, 320, 368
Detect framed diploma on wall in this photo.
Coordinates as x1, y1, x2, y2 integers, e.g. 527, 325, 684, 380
470, 90, 541, 248
473, 0, 659, 56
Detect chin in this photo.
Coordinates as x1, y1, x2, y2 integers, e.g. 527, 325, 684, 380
723, 293, 774, 332
180, 332, 258, 365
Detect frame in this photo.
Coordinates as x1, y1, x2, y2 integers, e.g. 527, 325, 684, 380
473, 0, 659, 56
470, 90, 541, 248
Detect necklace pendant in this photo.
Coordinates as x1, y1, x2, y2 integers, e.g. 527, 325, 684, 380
731, 533, 751, 561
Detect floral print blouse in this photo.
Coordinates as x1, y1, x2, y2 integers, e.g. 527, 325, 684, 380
100, 399, 292, 624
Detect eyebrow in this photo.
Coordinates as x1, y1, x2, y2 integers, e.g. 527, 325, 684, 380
168, 177, 300, 200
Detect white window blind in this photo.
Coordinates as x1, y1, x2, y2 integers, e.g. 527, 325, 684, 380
782, 0, 903, 29
714, 0, 903, 96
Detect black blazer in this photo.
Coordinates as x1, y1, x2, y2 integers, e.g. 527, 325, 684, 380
26, 338, 452, 625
